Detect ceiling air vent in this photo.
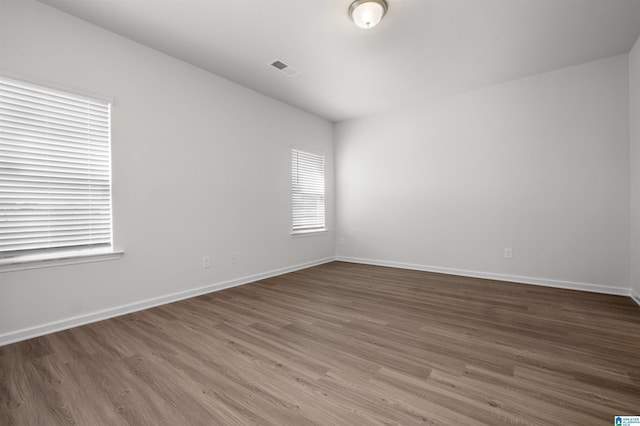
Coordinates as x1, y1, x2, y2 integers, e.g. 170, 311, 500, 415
270, 60, 300, 77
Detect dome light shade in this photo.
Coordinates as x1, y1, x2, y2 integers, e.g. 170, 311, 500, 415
349, 0, 388, 29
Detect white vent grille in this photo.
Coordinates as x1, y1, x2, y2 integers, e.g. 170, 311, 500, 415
269, 60, 300, 77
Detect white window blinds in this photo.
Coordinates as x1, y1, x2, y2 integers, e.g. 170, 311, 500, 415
291, 148, 325, 233
0, 76, 112, 260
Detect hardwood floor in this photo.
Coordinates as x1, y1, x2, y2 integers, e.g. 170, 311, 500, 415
1, 261, 639, 425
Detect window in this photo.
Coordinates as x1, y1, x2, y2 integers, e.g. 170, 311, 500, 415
291, 148, 325, 233
0, 76, 113, 264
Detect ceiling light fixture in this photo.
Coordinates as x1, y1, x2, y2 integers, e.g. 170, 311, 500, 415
349, 0, 388, 29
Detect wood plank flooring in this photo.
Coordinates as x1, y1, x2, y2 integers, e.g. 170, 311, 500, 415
1, 261, 639, 425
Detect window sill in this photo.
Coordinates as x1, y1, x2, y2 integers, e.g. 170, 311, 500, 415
291, 228, 328, 237
0, 249, 124, 273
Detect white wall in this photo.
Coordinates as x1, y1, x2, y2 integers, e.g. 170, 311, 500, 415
0, 0, 334, 341
631, 35, 640, 300
335, 55, 630, 290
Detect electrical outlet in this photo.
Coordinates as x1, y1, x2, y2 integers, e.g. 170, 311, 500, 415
202, 256, 211, 268
231, 252, 239, 264
504, 248, 513, 259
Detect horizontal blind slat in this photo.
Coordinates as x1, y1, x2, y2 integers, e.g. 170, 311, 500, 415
1, 224, 111, 234
1, 137, 110, 155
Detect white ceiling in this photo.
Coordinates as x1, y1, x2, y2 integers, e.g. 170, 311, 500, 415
37, 0, 640, 122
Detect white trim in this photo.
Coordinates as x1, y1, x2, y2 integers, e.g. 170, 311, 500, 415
0, 250, 124, 273
291, 228, 328, 237
0, 257, 334, 346
631, 288, 640, 307
335, 256, 631, 296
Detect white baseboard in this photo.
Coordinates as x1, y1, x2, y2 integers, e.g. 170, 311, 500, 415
4, 256, 637, 346
0, 257, 335, 347
336, 256, 632, 297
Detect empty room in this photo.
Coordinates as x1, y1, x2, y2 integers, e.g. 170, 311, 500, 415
1, 0, 640, 424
